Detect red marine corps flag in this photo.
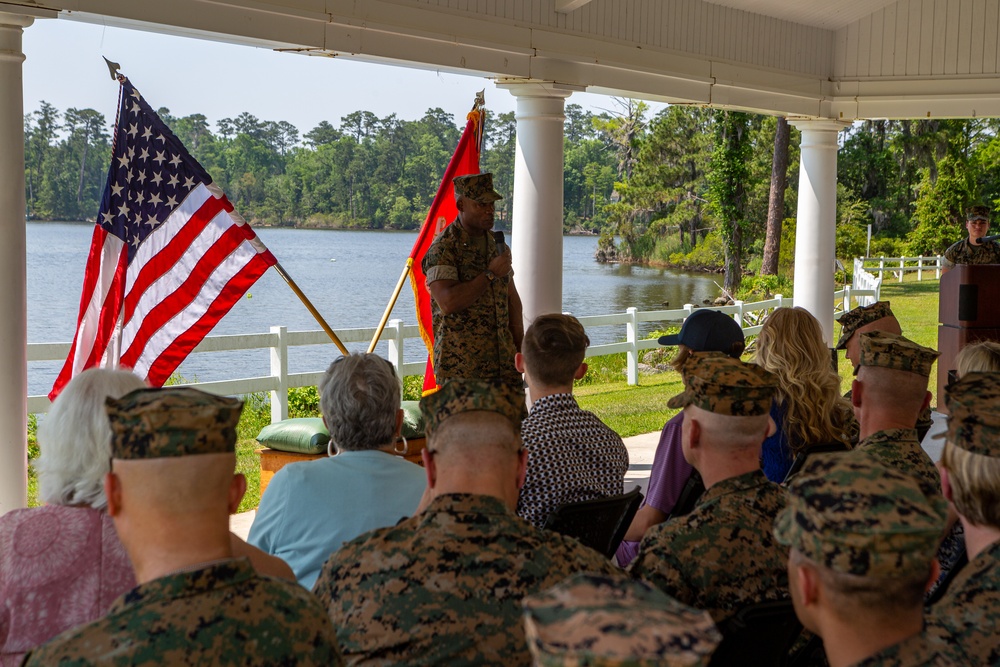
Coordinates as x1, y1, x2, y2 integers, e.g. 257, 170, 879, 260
50, 77, 277, 399
408, 105, 485, 394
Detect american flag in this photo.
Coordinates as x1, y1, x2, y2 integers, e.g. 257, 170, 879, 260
50, 78, 276, 399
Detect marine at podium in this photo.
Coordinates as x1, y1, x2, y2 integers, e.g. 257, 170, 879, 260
943, 205, 1000, 271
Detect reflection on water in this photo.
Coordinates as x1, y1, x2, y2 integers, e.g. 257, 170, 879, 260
28, 224, 719, 394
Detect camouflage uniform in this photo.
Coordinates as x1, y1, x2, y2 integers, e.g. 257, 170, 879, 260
629, 354, 788, 623
312, 493, 620, 666
24, 559, 343, 666
26, 387, 343, 666
522, 573, 722, 667
423, 173, 520, 386
942, 238, 1000, 268
836, 303, 932, 439
855, 428, 943, 506
774, 454, 961, 667
925, 373, 1000, 666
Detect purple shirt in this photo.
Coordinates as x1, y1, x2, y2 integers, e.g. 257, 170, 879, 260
616, 412, 694, 566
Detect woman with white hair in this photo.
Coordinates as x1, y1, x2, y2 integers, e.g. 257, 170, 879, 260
0, 368, 145, 666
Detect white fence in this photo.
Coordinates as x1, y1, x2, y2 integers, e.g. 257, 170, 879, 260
852, 259, 883, 304
28, 287, 878, 422
856, 255, 944, 282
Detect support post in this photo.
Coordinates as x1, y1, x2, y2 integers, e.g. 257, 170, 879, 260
496, 80, 574, 326
269, 326, 288, 423
0, 13, 31, 513
789, 119, 849, 347
626, 307, 638, 386
387, 319, 405, 378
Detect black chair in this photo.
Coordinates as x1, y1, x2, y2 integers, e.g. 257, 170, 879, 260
782, 441, 851, 484
708, 599, 803, 667
543, 486, 643, 558
925, 543, 968, 606
668, 469, 705, 519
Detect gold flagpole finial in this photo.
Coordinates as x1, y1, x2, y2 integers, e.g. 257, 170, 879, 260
103, 56, 122, 81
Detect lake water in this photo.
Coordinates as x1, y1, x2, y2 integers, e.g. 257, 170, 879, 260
28, 223, 720, 395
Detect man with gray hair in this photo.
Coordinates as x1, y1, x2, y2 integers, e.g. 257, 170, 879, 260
249, 353, 426, 588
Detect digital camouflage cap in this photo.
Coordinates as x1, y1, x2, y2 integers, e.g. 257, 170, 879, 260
967, 204, 991, 221
856, 331, 939, 377
522, 573, 722, 667
835, 301, 895, 350
943, 372, 1000, 458
666, 352, 777, 417
453, 173, 502, 203
774, 453, 944, 578
105, 387, 243, 459
420, 378, 525, 435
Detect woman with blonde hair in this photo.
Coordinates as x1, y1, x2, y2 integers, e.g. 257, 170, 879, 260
755, 307, 855, 481
956, 340, 1000, 377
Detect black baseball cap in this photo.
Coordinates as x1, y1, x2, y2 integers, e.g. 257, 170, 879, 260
658, 309, 745, 353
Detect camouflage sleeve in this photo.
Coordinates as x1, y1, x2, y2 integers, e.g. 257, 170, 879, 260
627, 535, 695, 608
423, 235, 459, 285
942, 241, 961, 267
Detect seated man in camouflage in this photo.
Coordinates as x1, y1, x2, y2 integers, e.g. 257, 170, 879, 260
927, 372, 1000, 666
522, 573, 722, 667
942, 204, 1000, 271
628, 353, 790, 623
25, 387, 342, 666
835, 300, 931, 440
312, 379, 619, 666
776, 454, 960, 667
850, 331, 963, 588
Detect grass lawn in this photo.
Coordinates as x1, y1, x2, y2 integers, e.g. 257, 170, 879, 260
27, 275, 943, 511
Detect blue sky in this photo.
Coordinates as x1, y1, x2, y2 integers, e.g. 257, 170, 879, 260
23, 17, 651, 135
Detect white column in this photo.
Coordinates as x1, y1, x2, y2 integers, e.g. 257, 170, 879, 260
789, 120, 849, 347
0, 13, 31, 513
496, 81, 572, 326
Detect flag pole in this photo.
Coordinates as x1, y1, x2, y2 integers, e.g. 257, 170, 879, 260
367, 259, 413, 353
272, 262, 350, 356
366, 91, 486, 354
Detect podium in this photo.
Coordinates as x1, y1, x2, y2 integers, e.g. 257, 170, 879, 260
937, 264, 1000, 412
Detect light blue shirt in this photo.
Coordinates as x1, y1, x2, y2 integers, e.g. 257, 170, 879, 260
248, 449, 426, 589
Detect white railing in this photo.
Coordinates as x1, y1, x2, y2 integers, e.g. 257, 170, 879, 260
28, 288, 879, 420
856, 255, 944, 282
852, 259, 883, 304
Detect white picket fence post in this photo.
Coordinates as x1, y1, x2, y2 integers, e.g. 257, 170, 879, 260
387, 318, 405, 377
936, 255, 942, 280
917, 255, 923, 281
269, 325, 288, 423
626, 307, 639, 386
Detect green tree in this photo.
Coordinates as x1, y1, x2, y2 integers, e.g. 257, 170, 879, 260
708, 111, 753, 294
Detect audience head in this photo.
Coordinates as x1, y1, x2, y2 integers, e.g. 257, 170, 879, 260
36, 368, 147, 510
756, 307, 853, 450
775, 454, 943, 633
956, 340, 1000, 377
522, 573, 722, 667
940, 373, 1000, 531
419, 379, 526, 503
319, 353, 402, 453
103, 387, 245, 534
658, 308, 745, 371
518, 314, 589, 388
836, 301, 901, 368
668, 353, 776, 464
852, 332, 938, 424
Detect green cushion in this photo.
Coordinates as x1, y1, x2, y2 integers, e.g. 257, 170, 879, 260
256, 418, 329, 455
401, 401, 425, 439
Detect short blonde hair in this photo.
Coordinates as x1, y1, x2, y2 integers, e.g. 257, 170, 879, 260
956, 340, 1000, 377
940, 440, 1000, 528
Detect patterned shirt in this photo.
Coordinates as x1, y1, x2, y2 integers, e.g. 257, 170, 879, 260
927, 539, 1000, 666
629, 469, 789, 623
517, 393, 630, 528
312, 493, 619, 666
853, 626, 963, 666
423, 220, 520, 385
24, 558, 343, 666
942, 237, 1000, 268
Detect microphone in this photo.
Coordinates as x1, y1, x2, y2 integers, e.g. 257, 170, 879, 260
493, 231, 507, 254
977, 234, 1000, 243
